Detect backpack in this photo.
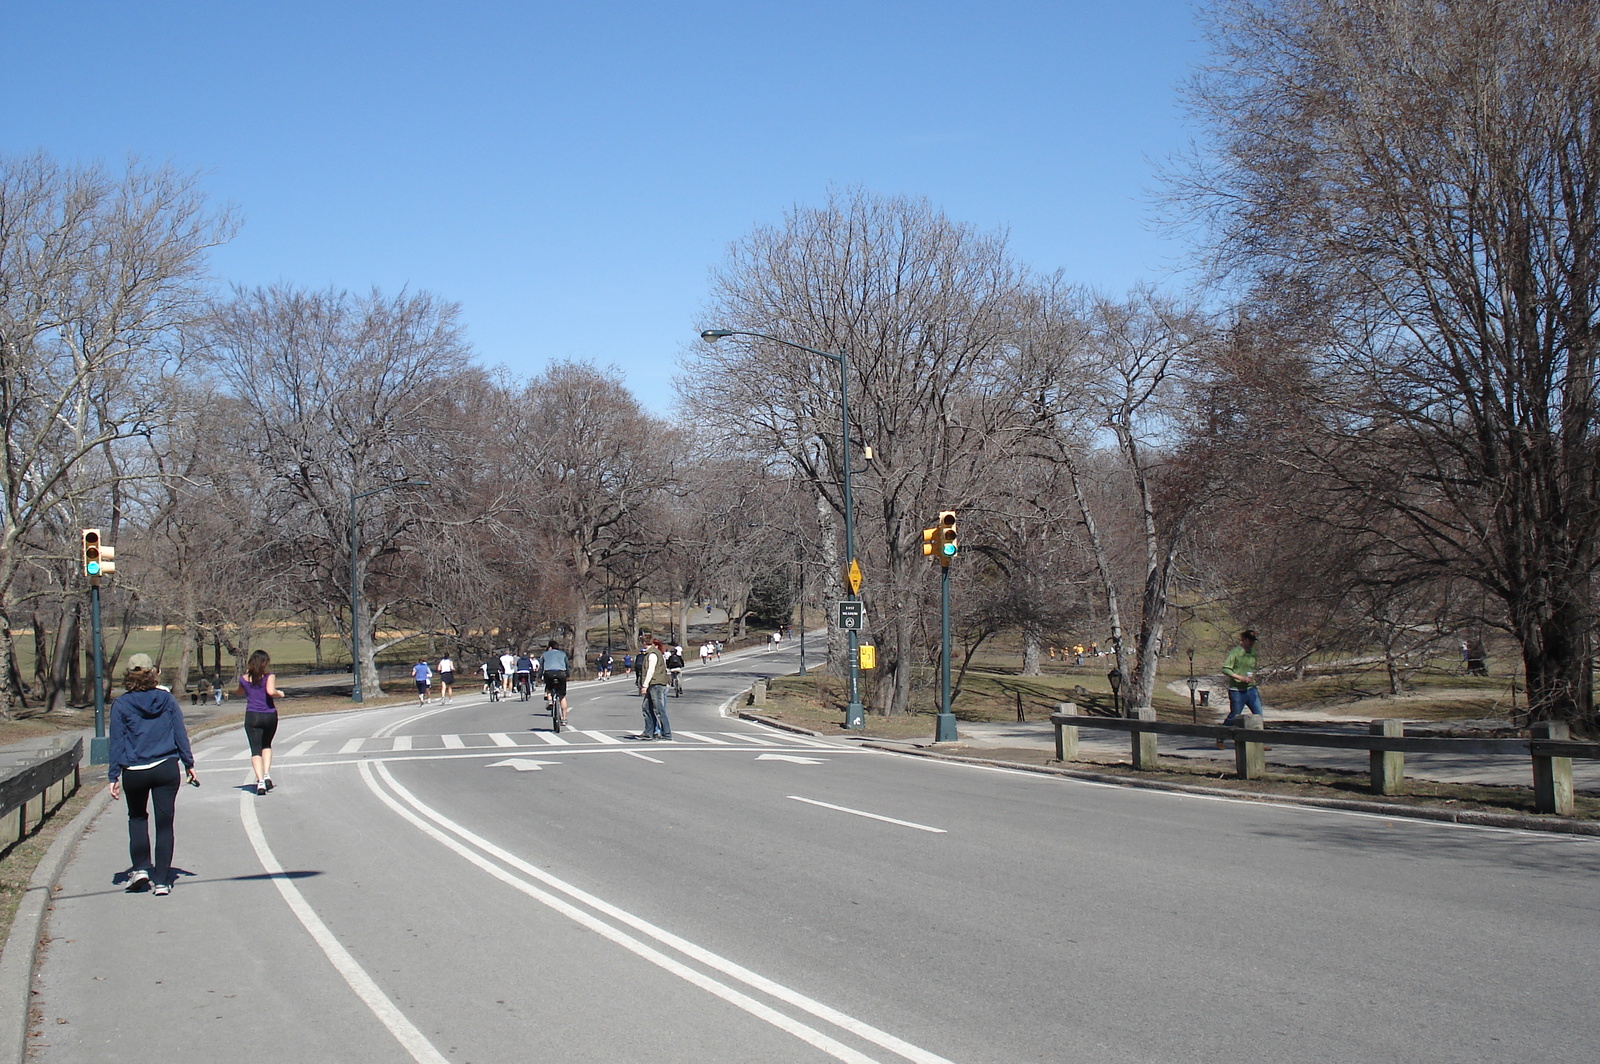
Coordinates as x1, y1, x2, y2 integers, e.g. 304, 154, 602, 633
666, 651, 684, 669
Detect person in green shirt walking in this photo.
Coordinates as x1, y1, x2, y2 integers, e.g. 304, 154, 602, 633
1220, 630, 1262, 729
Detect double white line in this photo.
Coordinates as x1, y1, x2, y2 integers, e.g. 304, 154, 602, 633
357, 759, 956, 1064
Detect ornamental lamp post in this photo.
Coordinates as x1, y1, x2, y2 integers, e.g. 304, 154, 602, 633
349, 480, 431, 703
1108, 666, 1124, 718
700, 328, 865, 728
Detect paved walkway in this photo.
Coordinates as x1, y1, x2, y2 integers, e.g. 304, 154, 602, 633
955, 719, 1600, 793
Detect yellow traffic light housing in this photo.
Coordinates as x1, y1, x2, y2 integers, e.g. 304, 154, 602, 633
937, 510, 958, 563
81, 529, 116, 580
921, 527, 936, 557
82, 529, 103, 578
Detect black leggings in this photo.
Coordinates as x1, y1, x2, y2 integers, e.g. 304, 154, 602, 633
123, 759, 181, 886
244, 711, 278, 756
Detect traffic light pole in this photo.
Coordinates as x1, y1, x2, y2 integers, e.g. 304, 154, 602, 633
837, 351, 865, 730
936, 561, 957, 742
89, 581, 109, 765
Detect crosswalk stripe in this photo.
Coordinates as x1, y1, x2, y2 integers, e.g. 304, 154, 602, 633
674, 731, 729, 745
489, 733, 516, 747
393, 735, 413, 752
442, 734, 465, 749
720, 732, 780, 746
339, 738, 364, 754
229, 748, 254, 760
533, 731, 570, 746
578, 730, 621, 745
777, 734, 835, 748
289, 741, 317, 756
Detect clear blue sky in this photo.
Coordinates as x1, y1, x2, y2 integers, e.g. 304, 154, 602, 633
3, 1, 1208, 409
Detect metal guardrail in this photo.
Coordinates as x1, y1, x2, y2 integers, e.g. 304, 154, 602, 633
1049, 706, 1590, 816
0, 738, 83, 851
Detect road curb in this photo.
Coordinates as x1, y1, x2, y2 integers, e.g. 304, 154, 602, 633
0, 783, 111, 1064
860, 742, 1600, 837
735, 711, 827, 738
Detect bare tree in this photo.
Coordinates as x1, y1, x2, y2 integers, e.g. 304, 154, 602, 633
0, 154, 230, 716
687, 188, 1028, 715
211, 285, 474, 696
1175, 0, 1600, 727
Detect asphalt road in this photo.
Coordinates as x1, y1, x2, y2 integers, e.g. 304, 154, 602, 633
30, 643, 1600, 1063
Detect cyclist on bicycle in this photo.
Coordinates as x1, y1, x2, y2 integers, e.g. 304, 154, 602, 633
540, 641, 571, 727
482, 657, 504, 700
665, 646, 685, 696
513, 651, 535, 701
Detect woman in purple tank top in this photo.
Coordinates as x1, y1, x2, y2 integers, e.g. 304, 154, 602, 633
236, 650, 284, 796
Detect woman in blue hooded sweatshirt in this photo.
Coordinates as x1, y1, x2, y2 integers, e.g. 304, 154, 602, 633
108, 653, 197, 896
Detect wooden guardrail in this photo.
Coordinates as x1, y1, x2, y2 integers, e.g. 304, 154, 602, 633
0, 738, 83, 851
1049, 705, 1594, 816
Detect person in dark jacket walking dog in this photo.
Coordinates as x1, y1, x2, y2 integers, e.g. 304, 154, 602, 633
108, 653, 197, 895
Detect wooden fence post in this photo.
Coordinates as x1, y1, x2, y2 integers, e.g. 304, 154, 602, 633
1054, 703, 1079, 762
1370, 719, 1405, 795
1235, 715, 1265, 779
1131, 707, 1158, 770
1531, 721, 1574, 816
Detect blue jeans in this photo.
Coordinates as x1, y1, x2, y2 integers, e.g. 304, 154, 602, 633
643, 685, 672, 738
1223, 686, 1262, 726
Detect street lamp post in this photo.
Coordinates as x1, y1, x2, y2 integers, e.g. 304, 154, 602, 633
1108, 666, 1124, 718
350, 480, 430, 703
701, 328, 865, 728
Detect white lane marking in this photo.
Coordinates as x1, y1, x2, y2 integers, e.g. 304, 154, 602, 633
757, 754, 829, 765
788, 796, 947, 834
722, 731, 781, 746
626, 751, 664, 764
776, 734, 836, 749
673, 731, 729, 745
240, 794, 449, 1064
267, 745, 870, 770
577, 730, 621, 745
488, 758, 561, 772
374, 703, 458, 740
364, 762, 954, 1064
489, 733, 517, 747
533, 732, 570, 746
289, 741, 317, 756
441, 734, 465, 749
393, 735, 413, 752
339, 738, 364, 754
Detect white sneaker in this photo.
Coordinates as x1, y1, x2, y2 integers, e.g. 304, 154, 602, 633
256, 781, 267, 795
126, 869, 151, 892
152, 883, 171, 896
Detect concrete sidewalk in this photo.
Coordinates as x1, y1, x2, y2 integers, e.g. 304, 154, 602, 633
954, 719, 1600, 793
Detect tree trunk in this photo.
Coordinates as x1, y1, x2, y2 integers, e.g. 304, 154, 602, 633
50, 604, 77, 712
30, 612, 49, 711
1063, 455, 1126, 701
571, 597, 591, 675
1514, 591, 1594, 728
816, 492, 846, 675
1021, 623, 1042, 676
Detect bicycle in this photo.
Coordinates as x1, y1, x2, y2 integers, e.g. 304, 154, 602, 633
515, 673, 533, 702
487, 676, 504, 702
669, 669, 683, 698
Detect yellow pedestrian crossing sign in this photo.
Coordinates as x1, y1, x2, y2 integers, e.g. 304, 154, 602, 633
847, 558, 863, 594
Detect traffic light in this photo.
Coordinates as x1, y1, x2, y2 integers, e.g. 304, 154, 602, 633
921, 527, 936, 557
82, 529, 103, 578
937, 510, 958, 562
81, 529, 116, 580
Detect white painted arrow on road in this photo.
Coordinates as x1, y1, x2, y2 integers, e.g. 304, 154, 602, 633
755, 753, 829, 765
488, 758, 562, 772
